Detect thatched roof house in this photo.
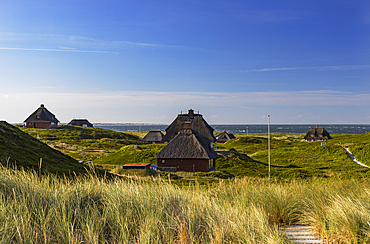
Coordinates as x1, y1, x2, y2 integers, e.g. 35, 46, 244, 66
216, 131, 236, 143
142, 130, 164, 144
24, 104, 59, 129
155, 124, 218, 172
68, 119, 93, 127
162, 109, 215, 143
304, 126, 332, 141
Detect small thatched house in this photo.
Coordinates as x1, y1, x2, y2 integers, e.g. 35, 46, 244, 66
304, 126, 332, 142
142, 130, 164, 144
24, 104, 59, 129
155, 123, 218, 172
216, 131, 236, 143
68, 119, 93, 127
162, 109, 215, 143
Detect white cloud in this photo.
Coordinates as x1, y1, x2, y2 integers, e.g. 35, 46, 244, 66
1, 90, 370, 123
0, 47, 115, 54
250, 65, 370, 72
0, 32, 201, 53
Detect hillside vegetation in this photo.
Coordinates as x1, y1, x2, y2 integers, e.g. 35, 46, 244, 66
21, 125, 142, 162
19, 125, 370, 180
94, 144, 165, 166
0, 121, 86, 175
215, 133, 370, 179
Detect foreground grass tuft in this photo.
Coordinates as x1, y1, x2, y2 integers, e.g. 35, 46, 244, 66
1, 165, 370, 243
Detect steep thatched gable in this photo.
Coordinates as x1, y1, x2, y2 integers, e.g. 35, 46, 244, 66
304, 126, 332, 141
162, 109, 215, 142
68, 119, 93, 127
155, 129, 218, 159
24, 104, 59, 124
142, 131, 164, 143
216, 131, 236, 143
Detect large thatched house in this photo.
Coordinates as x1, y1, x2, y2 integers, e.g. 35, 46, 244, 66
304, 126, 332, 142
216, 131, 236, 143
162, 109, 215, 143
155, 123, 218, 172
142, 130, 164, 144
68, 119, 93, 127
24, 104, 59, 129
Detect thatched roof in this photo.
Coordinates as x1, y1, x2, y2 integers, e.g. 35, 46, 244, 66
24, 104, 59, 124
162, 109, 215, 142
142, 130, 164, 142
155, 129, 218, 159
216, 131, 236, 142
68, 119, 93, 127
304, 126, 332, 141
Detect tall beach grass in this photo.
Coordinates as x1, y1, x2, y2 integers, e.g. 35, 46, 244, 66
1, 165, 370, 243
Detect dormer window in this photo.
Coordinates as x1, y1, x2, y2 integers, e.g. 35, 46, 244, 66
36, 115, 40, 119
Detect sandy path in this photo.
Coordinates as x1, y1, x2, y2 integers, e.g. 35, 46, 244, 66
343, 147, 370, 169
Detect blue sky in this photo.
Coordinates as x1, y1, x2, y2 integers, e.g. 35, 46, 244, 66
0, 0, 369, 124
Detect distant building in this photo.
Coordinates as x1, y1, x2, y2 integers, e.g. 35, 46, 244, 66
122, 163, 152, 170
304, 126, 332, 142
142, 130, 164, 144
68, 119, 93, 127
216, 131, 236, 143
162, 109, 215, 143
24, 104, 59, 129
155, 123, 218, 172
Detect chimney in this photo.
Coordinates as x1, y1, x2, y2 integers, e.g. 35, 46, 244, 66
40, 104, 45, 108
183, 121, 192, 130
188, 109, 194, 118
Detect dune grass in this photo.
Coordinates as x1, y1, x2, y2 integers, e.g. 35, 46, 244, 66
1, 163, 370, 243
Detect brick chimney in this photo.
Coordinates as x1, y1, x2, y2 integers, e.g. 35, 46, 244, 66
183, 121, 192, 130
188, 109, 194, 117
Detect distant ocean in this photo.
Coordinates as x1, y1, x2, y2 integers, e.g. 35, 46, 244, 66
95, 124, 370, 134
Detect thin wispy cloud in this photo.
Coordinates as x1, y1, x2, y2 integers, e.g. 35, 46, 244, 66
0, 47, 115, 54
250, 65, 370, 72
0, 32, 202, 53
2, 90, 369, 123
2, 90, 369, 108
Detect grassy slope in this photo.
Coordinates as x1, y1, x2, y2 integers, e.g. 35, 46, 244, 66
348, 132, 370, 165
94, 144, 165, 166
215, 133, 370, 179
20, 125, 142, 161
0, 121, 86, 175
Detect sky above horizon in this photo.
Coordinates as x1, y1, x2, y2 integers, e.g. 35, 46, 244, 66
1, 0, 369, 124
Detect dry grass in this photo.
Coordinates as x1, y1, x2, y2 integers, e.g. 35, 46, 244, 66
0, 164, 370, 243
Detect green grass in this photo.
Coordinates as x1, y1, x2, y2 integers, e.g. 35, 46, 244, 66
20, 125, 143, 162
215, 133, 370, 179
18, 124, 370, 180
94, 144, 165, 166
0, 121, 86, 175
